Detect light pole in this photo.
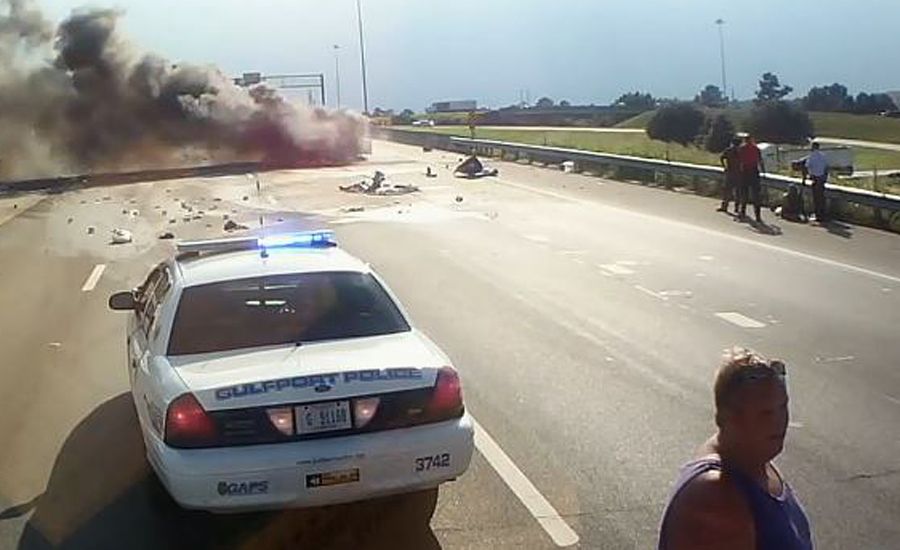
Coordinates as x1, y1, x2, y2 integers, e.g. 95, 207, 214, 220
333, 44, 342, 109
715, 18, 728, 102
355, 0, 369, 114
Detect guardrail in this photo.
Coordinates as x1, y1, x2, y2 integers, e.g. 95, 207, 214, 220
376, 127, 900, 231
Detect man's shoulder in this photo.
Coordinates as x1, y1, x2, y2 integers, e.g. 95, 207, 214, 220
665, 469, 755, 549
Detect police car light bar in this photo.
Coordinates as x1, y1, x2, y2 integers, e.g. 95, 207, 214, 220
176, 231, 336, 256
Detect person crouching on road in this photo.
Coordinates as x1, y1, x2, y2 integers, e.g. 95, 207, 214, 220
657, 347, 813, 550
718, 137, 743, 214
738, 136, 766, 223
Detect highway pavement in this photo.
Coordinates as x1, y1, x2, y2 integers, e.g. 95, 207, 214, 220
1, 140, 898, 549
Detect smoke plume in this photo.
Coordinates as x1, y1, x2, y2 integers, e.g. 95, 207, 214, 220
0, 0, 366, 179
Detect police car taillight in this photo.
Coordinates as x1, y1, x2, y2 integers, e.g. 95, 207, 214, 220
165, 393, 219, 448
426, 367, 464, 419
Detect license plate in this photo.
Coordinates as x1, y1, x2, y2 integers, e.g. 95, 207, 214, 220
306, 468, 360, 488
296, 400, 351, 434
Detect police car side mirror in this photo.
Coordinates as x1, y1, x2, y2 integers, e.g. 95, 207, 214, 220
109, 291, 136, 311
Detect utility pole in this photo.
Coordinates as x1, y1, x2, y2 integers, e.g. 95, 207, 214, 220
715, 18, 728, 102
333, 44, 342, 109
356, 0, 369, 114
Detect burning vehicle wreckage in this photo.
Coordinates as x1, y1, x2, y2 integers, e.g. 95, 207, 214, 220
0, 0, 369, 182
339, 171, 420, 196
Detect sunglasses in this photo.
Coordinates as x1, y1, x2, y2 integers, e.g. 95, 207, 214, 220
734, 360, 787, 385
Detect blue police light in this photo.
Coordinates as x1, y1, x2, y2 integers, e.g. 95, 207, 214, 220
258, 230, 336, 249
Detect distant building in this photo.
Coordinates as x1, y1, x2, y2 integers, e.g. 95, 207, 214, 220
428, 100, 478, 113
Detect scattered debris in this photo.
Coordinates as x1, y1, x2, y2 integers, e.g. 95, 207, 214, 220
223, 214, 230, 220
13, 203, 17, 209
344, 206, 365, 213
340, 171, 419, 195
423, 146, 432, 152
86, 226, 95, 235
110, 228, 133, 244
192, 214, 203, 220
158, 231, 175, 240
168, 219, 176, 224
121, 208, 128, 214
130, 209, 140, 217
213, 197, 223, 202
80, 199, 87, 204
67, 217, 73, 224
209, 204, 218, 211
161, 210, 167, 216
205, 223, 212, 228
183, 216, 192, 222
102, 196, 111, 201
561, 161, 576, 173
455, 195, 464, 203
242, 196, 249, 201
48, 342, 62, 349
454, 155, 499, 178
425, 166, 437, 178
224, 219, 248, 231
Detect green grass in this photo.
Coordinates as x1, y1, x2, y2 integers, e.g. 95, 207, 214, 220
616, 108, 900, 145
403, 126, 900, 194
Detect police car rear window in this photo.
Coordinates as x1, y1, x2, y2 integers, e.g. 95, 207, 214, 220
167, 272, 410, 355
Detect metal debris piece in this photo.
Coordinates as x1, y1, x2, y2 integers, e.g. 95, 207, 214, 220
87, 226, 95, 235
169, 219, 176, 224
345, 206, 365, 213
224, 219, 248, 231
158, 231, 175, 240
110, 228, 133, 244
455, 196, 464, 203
67, 217, 73, 224
242, 196, 249, 201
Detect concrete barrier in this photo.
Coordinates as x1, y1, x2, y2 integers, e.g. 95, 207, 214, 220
377, 128, 900, 232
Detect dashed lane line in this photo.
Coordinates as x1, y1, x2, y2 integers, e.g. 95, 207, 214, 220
493, 177, 900, 285
80, 264, 106, 292
472, 417, 580, 547
715, 312, 766, 328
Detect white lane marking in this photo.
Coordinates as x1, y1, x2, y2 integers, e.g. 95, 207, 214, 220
494, 177, 900, 284
560, 249, 586, 256
789, 421, 804, 429
472, 418, 579, 547
885, 395, 900, 406
816, 355, 855, 364
267, 196, 278, 205
715, 312, 766, 328
81, 264, 106, 292
599, 263, 634, 275
634, 285, 667, 301
659, 290, 694, 298
615, 260, 640, 266
524, 234, 550, 244
698, 255, 715, 261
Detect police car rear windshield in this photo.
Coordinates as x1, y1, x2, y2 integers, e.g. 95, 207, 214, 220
167, 272, 410, 355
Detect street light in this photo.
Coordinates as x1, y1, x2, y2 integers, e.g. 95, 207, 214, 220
333, 44, 342, 109
715, 18, 728, 102
356, 0, 369, 114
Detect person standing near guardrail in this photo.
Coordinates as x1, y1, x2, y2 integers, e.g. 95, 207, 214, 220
738, 136, 766, 223
718, 137, 743, 214
802, 142, 829, 223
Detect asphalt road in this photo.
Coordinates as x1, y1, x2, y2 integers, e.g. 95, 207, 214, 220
1, 141, 898, 549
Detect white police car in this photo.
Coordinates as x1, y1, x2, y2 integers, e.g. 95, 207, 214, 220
108, 230, 474, 511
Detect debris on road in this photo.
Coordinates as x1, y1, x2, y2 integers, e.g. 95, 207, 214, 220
242, 196, 249, 201
67, 217, 73, 224
158, 231, 175, 239
86, 226, 95, 235
130, 209, 140, 217
426, 167, 437, 178
168, 219, 176, 224
213, 197, 223, 202
455, 195, 464, 203
454, 155, 499, 178
224, 219, 248, 231
110, 228, 133, 244
340, 171, 419, 195
343, 206, 365, 213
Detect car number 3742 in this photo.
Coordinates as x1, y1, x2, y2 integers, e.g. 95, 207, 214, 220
415, 453, 450, 472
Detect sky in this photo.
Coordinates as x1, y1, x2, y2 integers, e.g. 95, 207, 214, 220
43, 0, 900, 112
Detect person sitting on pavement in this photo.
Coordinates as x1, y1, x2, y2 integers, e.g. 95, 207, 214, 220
657, 347, 813, 550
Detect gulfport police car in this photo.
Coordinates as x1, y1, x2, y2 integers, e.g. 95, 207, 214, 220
108, 230, 474, 511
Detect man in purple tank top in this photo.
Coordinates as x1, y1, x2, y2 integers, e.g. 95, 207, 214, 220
658, 347, 814, 550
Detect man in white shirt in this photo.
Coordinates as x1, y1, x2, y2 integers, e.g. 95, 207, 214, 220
804, 142, 829, 222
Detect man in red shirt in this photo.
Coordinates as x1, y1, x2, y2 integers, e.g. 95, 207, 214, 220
738, 136, 766, 222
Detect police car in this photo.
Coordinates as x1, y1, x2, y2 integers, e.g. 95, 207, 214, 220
108, 230, 474, 511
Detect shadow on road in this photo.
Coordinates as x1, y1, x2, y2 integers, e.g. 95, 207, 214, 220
748, 219, 783, 236
18, 393, 441, 550
822, 220, 853, 239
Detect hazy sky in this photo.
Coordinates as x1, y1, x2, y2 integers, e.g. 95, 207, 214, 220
45, 0, 900, 112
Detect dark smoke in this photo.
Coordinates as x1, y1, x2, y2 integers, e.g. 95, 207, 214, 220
0, 0, 366, 179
